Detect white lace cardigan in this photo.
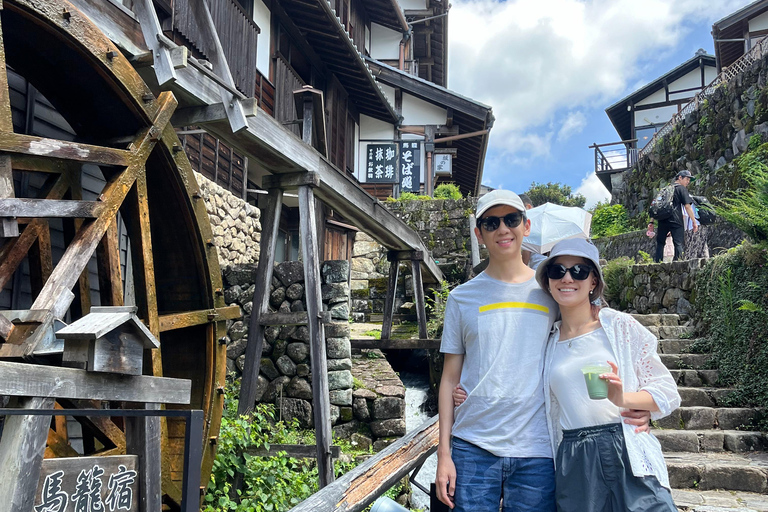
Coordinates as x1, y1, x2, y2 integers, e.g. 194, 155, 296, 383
543, 307, 681, 489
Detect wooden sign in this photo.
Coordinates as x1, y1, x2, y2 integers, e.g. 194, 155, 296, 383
434, 153, 452, 177
399, 141, 421, 192
35, 455, 139, 512
366, 143, 399, 183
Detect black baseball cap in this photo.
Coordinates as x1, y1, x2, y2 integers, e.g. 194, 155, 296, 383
676, 170, 695, 180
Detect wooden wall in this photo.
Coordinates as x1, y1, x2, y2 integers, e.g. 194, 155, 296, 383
178, 130, 247, 198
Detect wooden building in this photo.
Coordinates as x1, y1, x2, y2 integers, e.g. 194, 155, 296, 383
595, 50, 716, 192
712, 0, 768, 72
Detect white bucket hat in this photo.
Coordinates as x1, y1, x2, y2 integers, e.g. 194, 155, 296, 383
535, 238, 605, 299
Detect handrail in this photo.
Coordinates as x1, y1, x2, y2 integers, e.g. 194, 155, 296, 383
639, 34, 768, 159
593, 140, 637, 174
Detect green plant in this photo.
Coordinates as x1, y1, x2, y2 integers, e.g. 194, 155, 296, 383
426, 280, 451, 338
716, 144, 768, 241
524, 181, 587, 208
590, 202, 631, 238
362, 329, 382, 339
637, 251, 653, 264
434, 183, 463, 200
602, 257, 635, 307
749, 133, 763, 152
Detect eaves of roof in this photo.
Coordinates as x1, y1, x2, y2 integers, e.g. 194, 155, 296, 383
713, 0, 768, 32
364, 0, 409, 32
280, 0, 399, 125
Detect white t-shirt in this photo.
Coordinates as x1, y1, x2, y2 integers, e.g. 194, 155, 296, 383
549, 327, 621, 430
440, 272, 559, 458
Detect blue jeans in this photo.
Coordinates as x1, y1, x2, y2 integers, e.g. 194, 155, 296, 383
451, 437, 556, 512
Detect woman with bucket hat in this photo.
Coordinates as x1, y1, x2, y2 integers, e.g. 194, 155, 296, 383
455, 238, 680, 511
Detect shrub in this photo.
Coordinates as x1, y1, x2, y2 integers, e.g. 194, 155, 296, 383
716, 143, 768, 241
433, 183, 463, 200
590, 202, 631, 238
601, 257, 634, 308
426, 280, 452, 338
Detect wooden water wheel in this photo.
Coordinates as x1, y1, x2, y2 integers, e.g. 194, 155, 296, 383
0, 0, 231, 505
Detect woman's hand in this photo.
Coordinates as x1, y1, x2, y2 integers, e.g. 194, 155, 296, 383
452, 385, 468, 407
600, 361, 625, 408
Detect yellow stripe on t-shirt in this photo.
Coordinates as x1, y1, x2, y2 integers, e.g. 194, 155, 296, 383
479, 302, 550, 314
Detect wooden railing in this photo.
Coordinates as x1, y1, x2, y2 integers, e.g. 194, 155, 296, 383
273, 54, 305, 137
172, 0, 259, 97
590, 140, 638, 174
255, 67, 275, 117
639, 34, 768, 159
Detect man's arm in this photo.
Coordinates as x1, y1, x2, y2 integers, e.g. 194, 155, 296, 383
436, 353, 464, 509
684, 203, 698, 232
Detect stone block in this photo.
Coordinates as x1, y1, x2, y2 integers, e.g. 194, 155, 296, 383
699, 431, 724, 452
353, 389, 378, 400
286, 283, 304, 301
370, 419, 406, 437
290, 300, 304, 312
373, 397, 405, 420
330, 302, 350, 320
226, 338, 247, 360
287, 342, 309, 363
682, 407, 716, 429
700, 465, 768, 493
723, 431, 767, 452
260, 358, 280, 380
263, 376, 291, 402
654, 430, 699, 452
296, 363, 310, 377
717, 408, 759, 430
279, 325, 297, 341
286, 376, 312, 400
373, 438, 398, 452
353, 397, 370, 421
679, 388, 714, 407
327, 358, 352, 371
340, 407, 354, 422
279, 398, 313, 428
274, 261, 304, 286
272, 340, 287, 360
223, 265, 257, 286
322, 282, 350, 303
330, 389, 353, 406
322, 261, 350, 283
350, 258, 375, 274
325, 322, 351, 338
332, 419, 361, 439
253, 375, 269, 402
375, 385, 405, 398
667, 463, 701, 489
293, 326, 310, 342
327, 337, 351, 359
330, 405, 340, 425
269, 287, 286, 308
228, 321, 247, 342
350, 433, 372, 451
328, 370, 353, 390
655, 409, 682, 430
275, 355, 297, 377
224, 285, 242, 305
264, 325, 280, 343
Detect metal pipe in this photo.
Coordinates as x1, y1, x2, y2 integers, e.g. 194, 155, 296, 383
433, 129, 489, 143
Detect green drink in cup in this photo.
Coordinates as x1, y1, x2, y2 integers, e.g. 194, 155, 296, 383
581, 362, 611, 400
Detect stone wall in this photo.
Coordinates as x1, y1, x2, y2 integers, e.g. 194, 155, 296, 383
594, 222, 748, 262
606, 259, 706, 315
195, 172, 261, 267
612, 50, 768, 220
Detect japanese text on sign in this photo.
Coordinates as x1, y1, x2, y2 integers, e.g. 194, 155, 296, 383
399, 141, 421, 192
366, 143, 399, 183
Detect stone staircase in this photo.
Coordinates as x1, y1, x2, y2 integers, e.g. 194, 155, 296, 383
633, 313, 768, 511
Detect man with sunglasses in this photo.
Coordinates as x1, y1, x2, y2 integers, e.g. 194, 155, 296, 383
436, 190, 560, 512
436, 190, 651, 512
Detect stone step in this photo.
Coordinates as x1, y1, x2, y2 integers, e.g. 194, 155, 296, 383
659, 338, 698, 354
665, 452, 768, 493
669, 369, 720, 387
655, 407, 764, 430
647, 325, 696, 339
678, 388, 740, 408
672, 488, 768, 511
655, 430, 768, 453
631, 313, 684, 327
662, 354, 712, 370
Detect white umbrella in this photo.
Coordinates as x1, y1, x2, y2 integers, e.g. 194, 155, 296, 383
522, 203, 592, 254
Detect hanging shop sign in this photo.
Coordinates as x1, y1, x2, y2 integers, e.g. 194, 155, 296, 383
434, 153, 452, 177
399, 141, 421, 192
366, 143, 399, 183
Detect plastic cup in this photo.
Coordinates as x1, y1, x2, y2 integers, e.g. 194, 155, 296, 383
581, 363, 611, 400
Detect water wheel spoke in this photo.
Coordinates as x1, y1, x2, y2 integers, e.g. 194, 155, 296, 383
96, 217, 123, 306
0, 133, 133, 166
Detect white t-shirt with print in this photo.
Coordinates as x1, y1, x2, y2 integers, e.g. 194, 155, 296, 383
440, 272, 559, 458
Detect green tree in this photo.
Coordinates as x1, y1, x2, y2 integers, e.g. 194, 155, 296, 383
590, 202, 630, 238
524, 181, 586, 208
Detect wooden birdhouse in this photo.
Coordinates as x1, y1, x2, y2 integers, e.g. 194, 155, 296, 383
56, 306, 159, 376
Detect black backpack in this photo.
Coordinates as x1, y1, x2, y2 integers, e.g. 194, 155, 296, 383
692, 195, 716, 225
649, 184, 676, 221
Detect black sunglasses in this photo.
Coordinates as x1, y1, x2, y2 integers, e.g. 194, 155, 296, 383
477, 212, 525, 231
546, 264, 594, 281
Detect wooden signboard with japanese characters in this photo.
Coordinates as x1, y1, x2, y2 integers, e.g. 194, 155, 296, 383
399, 141, 421, 192
366, 143, 399, 183
35, 456, 139, 512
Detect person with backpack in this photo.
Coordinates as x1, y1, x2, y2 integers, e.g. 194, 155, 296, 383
652, 170, 698, 262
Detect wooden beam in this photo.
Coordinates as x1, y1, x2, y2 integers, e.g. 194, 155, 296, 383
158, 305, 242, 332
96, 218, 124, 306
131, 0, 177, 85
350, 338, 440, 349
288, 415, 438, 512
0, 397, 55, 511
298, 184, 334, 488
0, 360, 191, 403
0, 133, 133, 167
262, 172, 321, 190
0, 312, 13, 341
0, 198, 103, 218
411, 260, 428, 339
170, 99, 258, 127
238, 189, 283, 415
126, 402, 163, 512
381, 258, 399, 341
28, 221, 53, 298
0, 7, 18, 238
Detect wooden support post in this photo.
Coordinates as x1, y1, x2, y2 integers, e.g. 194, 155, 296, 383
238, 188, 283, 415
411, 253, 428, 340
126, 403, 163, 512
469, 214, 480, 267
28, 221, 53, 299
381, 251, 400, 341
0, 6, 18, 238
298, 184, 334, 488
0, 396, 55, 511
96, 218, 124, 306
131, 0, 177, 86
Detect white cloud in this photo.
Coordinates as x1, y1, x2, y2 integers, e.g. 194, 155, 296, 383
575, 171, 611, 209
557, 111, 587, 142
448, 0, 751, 162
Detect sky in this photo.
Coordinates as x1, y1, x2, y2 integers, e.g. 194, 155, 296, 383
446, 0, 756, 208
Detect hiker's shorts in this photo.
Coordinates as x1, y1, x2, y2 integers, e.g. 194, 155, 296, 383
555, 423, 676, 512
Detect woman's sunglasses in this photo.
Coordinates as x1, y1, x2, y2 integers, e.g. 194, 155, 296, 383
546, 264, 594, 280
476, 212, 525, 231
